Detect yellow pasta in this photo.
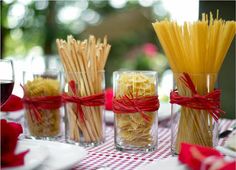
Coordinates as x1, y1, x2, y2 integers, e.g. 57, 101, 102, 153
24, 77, 61, 137
115, 72, 157, 147
152, 12, 235, 152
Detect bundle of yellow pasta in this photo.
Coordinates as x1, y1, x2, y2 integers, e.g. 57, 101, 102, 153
24, 77, 61, 137
152, 12, 235, 153
115, 72, 157, 147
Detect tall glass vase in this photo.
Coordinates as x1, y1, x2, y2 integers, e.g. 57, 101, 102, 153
171, 73, 219, 154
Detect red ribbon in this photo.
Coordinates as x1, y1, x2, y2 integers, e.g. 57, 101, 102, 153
112, 93, 159, 122
179, 143, 236, 170
22, 95, 63, 122
63, 80, 105, 123
170, 73, 225, 121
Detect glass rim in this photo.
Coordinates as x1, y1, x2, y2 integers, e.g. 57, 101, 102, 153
173, 72, 218, 76
23, 69, 61, 75
63, 70, 105, 74
113, 70, 157, 74
0, 59, 13, 62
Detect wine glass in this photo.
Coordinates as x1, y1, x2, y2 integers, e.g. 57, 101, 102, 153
0, 59, 14, 108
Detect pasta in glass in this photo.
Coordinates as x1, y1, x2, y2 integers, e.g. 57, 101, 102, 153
152, 11, 235, 154
23, 72, 62, 139
113, 71, 158, 152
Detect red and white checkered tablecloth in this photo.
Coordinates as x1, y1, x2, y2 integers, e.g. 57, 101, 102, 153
72, 119, 236, 170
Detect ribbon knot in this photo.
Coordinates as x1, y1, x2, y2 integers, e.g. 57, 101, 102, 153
62, 94, 85, 122
22, 95, 63, 122
63, 80, 105, 123
170, 73, 225, 121
113, 93, 159, 122
194, 94, 201, 98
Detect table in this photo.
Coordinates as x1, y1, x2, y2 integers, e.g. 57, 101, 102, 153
72, 119, 235, 170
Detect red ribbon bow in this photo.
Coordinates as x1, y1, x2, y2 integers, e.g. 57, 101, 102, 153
112, 93, 159, 121
22, 95, 63, 122
63, 80, 105, 123
170, 73, 225, 121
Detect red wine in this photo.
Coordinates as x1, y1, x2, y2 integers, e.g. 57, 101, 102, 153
0, 80, 14, 106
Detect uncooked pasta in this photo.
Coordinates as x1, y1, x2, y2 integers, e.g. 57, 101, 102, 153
152, 11, 235, 152
115, 72, 157, 147
24, 77, 61, 137
56, 35, 111, 144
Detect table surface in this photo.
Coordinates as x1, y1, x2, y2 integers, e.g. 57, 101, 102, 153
71, 119, 235, 170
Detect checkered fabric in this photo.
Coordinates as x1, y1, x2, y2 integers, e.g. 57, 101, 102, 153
72, 119, 236, 170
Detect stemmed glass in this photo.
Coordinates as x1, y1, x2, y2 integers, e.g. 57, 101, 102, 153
0, 59, 15, 108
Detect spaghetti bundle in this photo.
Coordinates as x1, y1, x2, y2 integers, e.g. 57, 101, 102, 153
56, 35, 111, 144
152, 12, 235, 152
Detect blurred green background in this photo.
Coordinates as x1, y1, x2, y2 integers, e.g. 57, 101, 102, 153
1, 0, 235, 119
1, 0, 171, 84
1, 0, 171, 100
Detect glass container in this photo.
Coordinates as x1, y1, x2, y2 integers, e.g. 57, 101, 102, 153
113, 71, 158, 152
171, 73, 219, 154
23, 70, 63, 140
